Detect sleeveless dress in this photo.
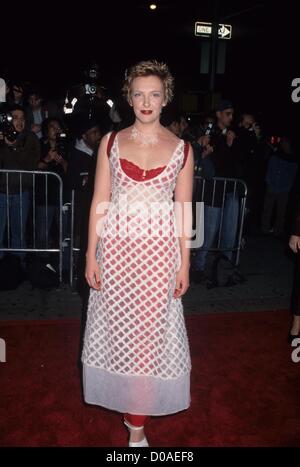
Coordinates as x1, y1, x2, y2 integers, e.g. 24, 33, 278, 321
81, 132, 192, 416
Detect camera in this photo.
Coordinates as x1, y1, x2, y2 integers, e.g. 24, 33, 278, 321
63, 64, 101, 116
0, 108, 18, 143
55, 132, 67, 159
0, 79, 18, 144
249, 122, 261, 134
84, 63, 99, 96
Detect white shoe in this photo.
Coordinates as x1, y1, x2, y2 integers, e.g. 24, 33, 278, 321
123, 418, 149, 447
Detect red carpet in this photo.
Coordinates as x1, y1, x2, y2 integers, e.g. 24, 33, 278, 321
0, 310, 300, 447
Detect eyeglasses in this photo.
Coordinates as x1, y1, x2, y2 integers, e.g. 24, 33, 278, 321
13, 88, 23, 93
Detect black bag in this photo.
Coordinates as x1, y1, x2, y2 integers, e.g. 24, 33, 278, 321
0, 254, 26, 290
26, 255, 60, 290
207, 253, 246, 289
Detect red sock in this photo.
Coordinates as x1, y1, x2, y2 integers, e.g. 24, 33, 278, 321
124, 413, 149, 427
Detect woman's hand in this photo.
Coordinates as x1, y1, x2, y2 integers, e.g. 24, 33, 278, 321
174, 264, 190, 298
4, 137, 17, 147
85, 255, 101, 290
44, 149, 59, 163
226, 130, 236, 147
201, 144, 214, 159
289, 235, 300, 254
198, 135, 210, 147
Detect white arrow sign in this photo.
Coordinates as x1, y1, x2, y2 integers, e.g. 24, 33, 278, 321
218, 24, 232, 39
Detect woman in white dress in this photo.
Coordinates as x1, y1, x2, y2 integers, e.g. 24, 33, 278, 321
83, 60, 194, 447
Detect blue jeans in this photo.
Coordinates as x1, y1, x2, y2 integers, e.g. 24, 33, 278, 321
0, 191, 30, 259
194, 192, 240, 271
35, 205, 60, 248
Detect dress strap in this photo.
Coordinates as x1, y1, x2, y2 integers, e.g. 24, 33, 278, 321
181, 141, 190, 169
107, 131, 117, 158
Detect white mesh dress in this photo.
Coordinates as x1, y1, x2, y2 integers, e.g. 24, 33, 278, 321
82, 131, 192, 416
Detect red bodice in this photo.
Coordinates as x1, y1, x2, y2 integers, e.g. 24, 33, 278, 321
106, 131, 190, 182
119, 158, 166, 181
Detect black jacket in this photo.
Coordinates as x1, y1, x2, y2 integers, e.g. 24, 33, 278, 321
66, 145, 96, 191
202, 128, 242, 207
0, 131, 40, 193
35, 140, 67, 206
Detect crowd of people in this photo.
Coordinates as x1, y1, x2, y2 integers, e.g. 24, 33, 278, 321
162, 100, 299, 283
0, 79, 299, 289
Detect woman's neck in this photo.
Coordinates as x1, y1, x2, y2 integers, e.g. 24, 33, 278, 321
130, 121, 161, 147
133, 120, 161, 135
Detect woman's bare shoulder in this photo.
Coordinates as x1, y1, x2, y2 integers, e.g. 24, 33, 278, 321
116, 126, 132, 140
160, 126, 182, 147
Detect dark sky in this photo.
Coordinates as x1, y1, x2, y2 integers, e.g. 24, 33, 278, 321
1, 0, 299, 133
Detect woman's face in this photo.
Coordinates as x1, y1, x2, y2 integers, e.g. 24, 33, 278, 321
129, 75, 166, 123
12, 110, 25, 133
13, 86, 23, 101
47, 121, 62, 140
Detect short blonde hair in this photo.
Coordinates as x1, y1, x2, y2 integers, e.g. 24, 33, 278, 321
122, 60, 174, 104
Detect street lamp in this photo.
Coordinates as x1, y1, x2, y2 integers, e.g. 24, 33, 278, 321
149, 4, 157, 10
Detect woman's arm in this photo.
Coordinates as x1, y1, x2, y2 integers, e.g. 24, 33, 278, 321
58, 157, 68, 173
37, 160, 48, 169
37, 149, 57, 169
173, 143, 194, 297
85, 134, 112, 289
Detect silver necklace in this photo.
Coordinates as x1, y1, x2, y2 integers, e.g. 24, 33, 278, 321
129, 125, 159, 147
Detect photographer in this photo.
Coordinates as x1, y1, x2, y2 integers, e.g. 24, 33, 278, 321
66, 118, 103, 291
66, 119, 102, 245
192, 100, 241, 283
38, 118, 68, 172
262, 136, 298, 238
35, 118, 68, 249
236, 114, 267, 235
236, 113, 262, 177
0, 105, 40, 260
70, 64, 112, 132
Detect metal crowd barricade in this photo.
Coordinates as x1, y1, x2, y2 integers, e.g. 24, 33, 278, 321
193, 175, 248, 266
0, 169, 65, 283
69, 187, 78, 288
68, 174, 248, 287
69, 172, 89, 287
